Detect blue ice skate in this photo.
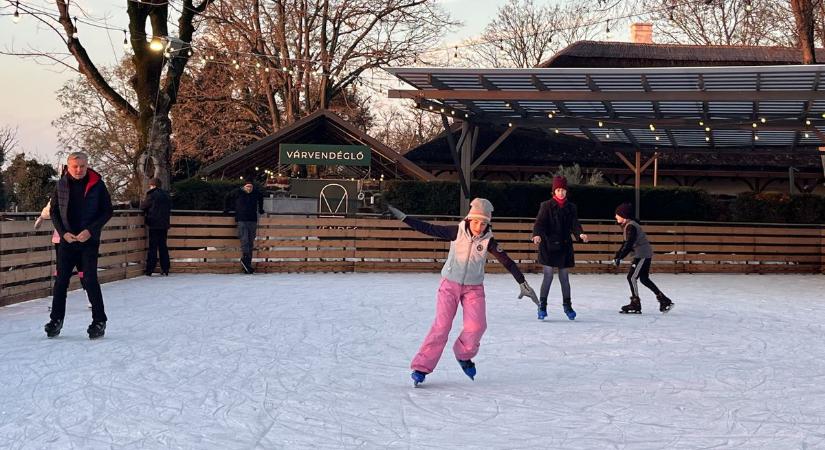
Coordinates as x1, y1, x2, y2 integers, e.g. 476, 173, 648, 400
537, 299, 547, 320
563, 300, 576, 320
458, 359, 476, 380
411, 370, 427, 387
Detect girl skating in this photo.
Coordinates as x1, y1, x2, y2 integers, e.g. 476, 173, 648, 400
387, 198, 538, 386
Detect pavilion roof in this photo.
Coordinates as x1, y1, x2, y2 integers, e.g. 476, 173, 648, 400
386, 64, 825, 153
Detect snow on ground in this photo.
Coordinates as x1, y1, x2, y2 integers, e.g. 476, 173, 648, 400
2, 272, 825, 449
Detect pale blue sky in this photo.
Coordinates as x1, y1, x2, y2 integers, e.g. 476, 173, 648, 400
0, 0, 580, 164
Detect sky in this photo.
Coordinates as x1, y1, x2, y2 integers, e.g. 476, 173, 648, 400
0, 0, 592, 166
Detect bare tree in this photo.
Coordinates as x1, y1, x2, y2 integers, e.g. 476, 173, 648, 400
642, 0, 795, 46
464, 0, 606, 69
202, 0, 455, 127
3, 0, 216, 192
52, 62, 142, 201
370, 102, 442, 154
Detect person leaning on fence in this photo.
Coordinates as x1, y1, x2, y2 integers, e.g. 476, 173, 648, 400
386, 198, 539, 386
44, 151, 113, 339
612, 202, 675, 315
140, 177, 172, 276
223, 178, 264, 274
531, 176, 588, 321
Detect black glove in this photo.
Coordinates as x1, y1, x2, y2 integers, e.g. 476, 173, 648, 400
386, 204, 406, 220
613, 258, 621, 267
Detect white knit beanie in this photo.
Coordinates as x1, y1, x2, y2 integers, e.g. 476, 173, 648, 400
466, 198, 494, 222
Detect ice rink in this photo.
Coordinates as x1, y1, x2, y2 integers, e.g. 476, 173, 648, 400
2, 272, 825, 449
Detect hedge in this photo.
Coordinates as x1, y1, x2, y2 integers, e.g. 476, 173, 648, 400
172, 178, 247, 211
382, 180, 718, 221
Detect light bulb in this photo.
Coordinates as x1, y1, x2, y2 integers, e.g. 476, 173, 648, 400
149, 37, 165, 52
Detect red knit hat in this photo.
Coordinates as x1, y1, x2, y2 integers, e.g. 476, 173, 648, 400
552, 176, 567, 191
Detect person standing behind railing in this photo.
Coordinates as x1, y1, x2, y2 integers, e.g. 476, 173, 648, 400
140, 177, 172, 276
224, 178, 264, 274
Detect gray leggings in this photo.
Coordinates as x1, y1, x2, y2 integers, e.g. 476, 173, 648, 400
540, 266, 571, 300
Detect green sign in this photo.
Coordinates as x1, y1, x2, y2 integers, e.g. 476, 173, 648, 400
279, 143, 371, 166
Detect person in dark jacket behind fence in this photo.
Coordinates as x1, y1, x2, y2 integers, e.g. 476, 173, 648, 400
613, 202, 675, 314
531, 176, 588, 321
224, 179, 264, 274
45, 152, 113, 339
141, 177, 172, 276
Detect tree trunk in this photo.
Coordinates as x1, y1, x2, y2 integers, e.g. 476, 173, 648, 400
792, 0, 818, 64
138, 111, 172, 193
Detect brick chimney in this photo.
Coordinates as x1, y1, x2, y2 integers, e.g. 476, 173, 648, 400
631, 23, 653, 44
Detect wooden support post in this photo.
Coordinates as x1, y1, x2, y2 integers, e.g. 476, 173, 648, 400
653, 153, 659, 187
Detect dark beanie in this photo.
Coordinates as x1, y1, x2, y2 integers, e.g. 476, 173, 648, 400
552, 176, 567, 191
615, 203, 633, 219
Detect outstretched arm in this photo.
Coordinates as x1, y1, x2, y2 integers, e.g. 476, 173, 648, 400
401, 216, 458, 241
387, 205, 457, 241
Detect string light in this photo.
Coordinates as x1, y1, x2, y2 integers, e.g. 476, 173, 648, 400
705, 126, 711, 132
752, 122, 757, 128
649, 124, 655, 131
705, 136, 710, 142
598, 121, 603, 127
754, 134, 759, 141
122, 29, 129, 50
13, 0, 20, 23
805, 132, 810, 138
554, 129, 559, 133
655, 136, 660, 141
699, 120, 704, 126
760, 117, 766, 124
72, 16, 78, 39
605, 133, 610, 138
149, 36, 164, 52
806, 119, 811, 125
547, 113, 554, 118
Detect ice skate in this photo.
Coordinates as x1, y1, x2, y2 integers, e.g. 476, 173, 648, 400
44, 319, 63, 338
620, 296, 642, 314
537, 298, 547, 320
411, 370, 427, 387
657, 293, 674, 313
87, 321, 106, 339
563, 298, 576, 320
458, 359, 476, 380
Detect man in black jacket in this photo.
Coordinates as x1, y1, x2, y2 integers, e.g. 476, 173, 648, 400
141, 177, 172, 276
45, 152, 113, 339
224, 179, 264, 274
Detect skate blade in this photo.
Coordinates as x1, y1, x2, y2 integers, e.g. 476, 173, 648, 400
619, 310, 642, 314
661, 304, 674, 313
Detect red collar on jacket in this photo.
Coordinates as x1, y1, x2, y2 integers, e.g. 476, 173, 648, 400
80, 169, 102, 196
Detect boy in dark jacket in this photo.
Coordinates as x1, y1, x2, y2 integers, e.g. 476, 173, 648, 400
140, 177, 172, 276
224, 179, 264, 274
613, 203, 674, 314
45, 152, 113, 339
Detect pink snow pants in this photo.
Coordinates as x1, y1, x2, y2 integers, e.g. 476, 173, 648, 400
410, 278, 487, 374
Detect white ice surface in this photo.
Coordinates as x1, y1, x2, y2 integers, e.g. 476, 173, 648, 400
2, 273, 825, 449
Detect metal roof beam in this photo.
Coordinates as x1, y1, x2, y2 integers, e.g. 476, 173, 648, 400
388, 89, 825, 102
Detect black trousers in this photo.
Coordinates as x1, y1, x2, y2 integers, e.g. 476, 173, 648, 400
51, 241, 107, 322
146, 228, 170, 274
626, 257, 662, 298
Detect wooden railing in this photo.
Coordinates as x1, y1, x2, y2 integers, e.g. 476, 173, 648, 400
0, 211, 145, 306
2, 211, 823, 305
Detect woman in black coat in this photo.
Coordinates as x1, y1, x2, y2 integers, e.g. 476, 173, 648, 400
531, 176, 588, 321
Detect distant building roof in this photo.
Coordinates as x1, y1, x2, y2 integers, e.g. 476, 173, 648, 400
540, 41, 825, 68
200, 109, 433, 181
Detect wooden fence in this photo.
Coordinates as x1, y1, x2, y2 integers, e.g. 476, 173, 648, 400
2, 211, 823, 305
0, 211, 145, 306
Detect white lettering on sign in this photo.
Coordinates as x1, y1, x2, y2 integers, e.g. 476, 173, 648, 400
285, 149, 366, 161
